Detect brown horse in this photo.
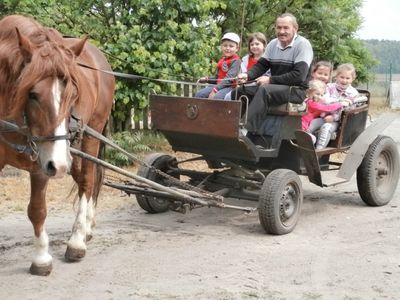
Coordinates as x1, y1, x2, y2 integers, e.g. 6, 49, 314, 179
0, 15, 115, 275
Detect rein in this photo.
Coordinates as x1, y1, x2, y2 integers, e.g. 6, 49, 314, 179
30, 134, 71, 142
77, 61, 258, 87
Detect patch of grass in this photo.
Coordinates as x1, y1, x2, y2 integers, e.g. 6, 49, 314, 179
369, 96, 391, 116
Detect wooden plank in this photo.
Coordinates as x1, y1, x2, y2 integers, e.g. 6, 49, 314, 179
142, 106, 149, 130
150, 95, 241, 139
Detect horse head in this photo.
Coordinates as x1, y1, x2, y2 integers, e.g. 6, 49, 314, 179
12, 28, 88, 178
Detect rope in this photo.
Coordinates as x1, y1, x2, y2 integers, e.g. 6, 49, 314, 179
78, 62, 235, 86
77, 61, 257, 91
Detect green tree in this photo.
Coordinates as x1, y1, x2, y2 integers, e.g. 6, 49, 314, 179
5, 0, 223, 131
363, 40, 400, 74
1, 0, 21, 16
101, 0, 223, 131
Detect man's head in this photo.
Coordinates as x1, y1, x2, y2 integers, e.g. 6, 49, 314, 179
275, 13, 298, 48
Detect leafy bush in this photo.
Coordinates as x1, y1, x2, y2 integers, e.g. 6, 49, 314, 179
105, 130, 168, 167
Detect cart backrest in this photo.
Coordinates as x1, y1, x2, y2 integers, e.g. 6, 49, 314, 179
329, 89, 370, 148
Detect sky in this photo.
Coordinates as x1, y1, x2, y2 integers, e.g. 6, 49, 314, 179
357, 0, 400, 40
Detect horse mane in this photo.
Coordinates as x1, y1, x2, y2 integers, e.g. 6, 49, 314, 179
0, 15, 79, 123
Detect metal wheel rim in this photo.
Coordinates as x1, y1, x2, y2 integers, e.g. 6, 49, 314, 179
279, 184, 299, 226
375, 150, 394, 196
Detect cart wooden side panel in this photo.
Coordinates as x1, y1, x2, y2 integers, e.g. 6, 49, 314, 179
150, 95, 260, 161
150, 95, 240, 138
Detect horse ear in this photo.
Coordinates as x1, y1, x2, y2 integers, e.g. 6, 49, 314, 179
70, 35, 89, 57
15, 27, 32, 63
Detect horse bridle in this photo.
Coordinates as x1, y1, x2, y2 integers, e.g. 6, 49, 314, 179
0, 112, 83, 160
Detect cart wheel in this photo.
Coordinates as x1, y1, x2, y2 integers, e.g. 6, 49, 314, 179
357, 135, 400, 206
258, 169, 303, 235
136, 153, 179, 213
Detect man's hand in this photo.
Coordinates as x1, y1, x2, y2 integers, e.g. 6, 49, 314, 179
237, 73, 248, 84
197, 76, 208, 83
256, 76, 270, 85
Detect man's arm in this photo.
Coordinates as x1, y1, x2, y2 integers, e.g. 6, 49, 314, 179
247, 57, 270, 81
270, 61, 309, 86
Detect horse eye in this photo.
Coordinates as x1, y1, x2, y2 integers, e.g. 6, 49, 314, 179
28, 92, 39, 102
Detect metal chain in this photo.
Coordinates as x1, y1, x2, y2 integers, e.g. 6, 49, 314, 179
124, 152, 224, 202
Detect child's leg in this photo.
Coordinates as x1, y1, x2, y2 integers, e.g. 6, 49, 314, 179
215, 87, 232, 100
224, 90, 232, 101
307, 118, 324, 134
195, 86, 213, 98
316, 122, 339, 149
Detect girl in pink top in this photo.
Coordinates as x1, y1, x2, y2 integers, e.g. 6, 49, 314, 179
302, 61, 335, 144
301, 80, 342, 131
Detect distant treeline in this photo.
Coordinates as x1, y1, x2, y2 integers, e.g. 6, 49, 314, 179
363, 40, 400, 74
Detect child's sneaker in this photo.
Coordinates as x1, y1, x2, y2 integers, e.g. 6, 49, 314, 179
308, 133, 316, 145
239, 127, 248, 137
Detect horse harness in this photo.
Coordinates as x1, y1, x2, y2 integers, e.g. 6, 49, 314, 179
0, 112, 84, 160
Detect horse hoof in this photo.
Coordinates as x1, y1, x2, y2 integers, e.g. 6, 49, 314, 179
65, 246, 86, 262
30, 263, 52, 276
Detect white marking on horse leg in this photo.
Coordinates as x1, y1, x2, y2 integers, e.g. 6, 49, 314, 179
86, 197, 96, 240
32, 230, 52, 267
67, 194, 88, 251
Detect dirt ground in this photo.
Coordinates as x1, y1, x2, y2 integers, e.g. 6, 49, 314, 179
1, 113, 400, 300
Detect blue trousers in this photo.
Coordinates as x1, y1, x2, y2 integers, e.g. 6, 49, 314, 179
308, 118, 339, 149
195, 86, 232, 100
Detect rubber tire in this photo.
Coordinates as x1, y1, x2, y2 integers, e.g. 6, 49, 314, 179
136, 153, 179, 213
258, 169, 303, 235
357, 135, 400, 206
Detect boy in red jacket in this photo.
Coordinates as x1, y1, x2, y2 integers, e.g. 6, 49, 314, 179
196, 32, 241, 100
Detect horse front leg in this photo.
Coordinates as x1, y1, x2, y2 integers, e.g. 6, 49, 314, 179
64, 192, 89, 261
66, 136, 101, 261
64, 186, 97, 262
28, 172, 52, 276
